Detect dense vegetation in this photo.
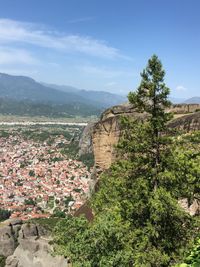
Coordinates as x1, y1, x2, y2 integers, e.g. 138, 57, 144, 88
0, 98, 101, 117
175, 238, 200, 266
29, 217, 61, 231
0, 209, 11, 222
0, 255, 6, 267
53, 55, 200, 266
78, 153, 95, 170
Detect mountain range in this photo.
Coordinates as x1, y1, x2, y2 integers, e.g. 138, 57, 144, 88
42, 82, 126, 108
183, 97, 200, 104
0, 73, 126, 117
169, 97, 200, 104
0, 73, 199, 117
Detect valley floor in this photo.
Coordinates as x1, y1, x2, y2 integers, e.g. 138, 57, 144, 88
0, 125, 93, 220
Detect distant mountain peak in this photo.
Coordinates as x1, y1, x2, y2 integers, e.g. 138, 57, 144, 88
184, 96, 200, 104
0, 72, 35, 82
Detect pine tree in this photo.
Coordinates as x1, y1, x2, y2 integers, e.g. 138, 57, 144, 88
128, 54, 172, 191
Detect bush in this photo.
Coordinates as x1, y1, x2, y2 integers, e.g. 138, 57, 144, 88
0, 255, 6, 267
24, 198, 36, 206
52, 208, 66, 218
0, 209, 11, 222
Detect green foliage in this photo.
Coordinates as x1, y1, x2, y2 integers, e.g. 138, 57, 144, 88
29, 170, 35, 177
47, 196, 55, 209
128, 54, 172, 124
64, 195, 74, 207
52, 208, 66, 218
91, 152, 197, 266
0, 98, 101, 117
23, 130, 50, 142
24, 198, 36, 206
53, 55, 200, 266
50, 157, 64, 162
0, 209, 11, 222
53, 214, 133, 267
175, 238, 200, 267
61, 140, 80, 158
78, 153, 94, 169
73, 188, 82, 193
14, 179, 23, 186
185, 238, 200, 266
29, 217, 61, 231
0, 255, 6, 267
0, 130, 10, 138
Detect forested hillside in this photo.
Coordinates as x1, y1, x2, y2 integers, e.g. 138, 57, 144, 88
0, 98, 101, 117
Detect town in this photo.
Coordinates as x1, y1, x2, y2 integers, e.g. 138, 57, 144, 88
0, 125, 92, 220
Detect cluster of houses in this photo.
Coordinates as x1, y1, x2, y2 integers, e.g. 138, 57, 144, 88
0, 130, 92, 220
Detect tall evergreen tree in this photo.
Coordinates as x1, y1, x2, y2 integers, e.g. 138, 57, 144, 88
128, 54, 172, 190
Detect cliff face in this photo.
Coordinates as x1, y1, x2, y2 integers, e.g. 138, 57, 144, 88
0, 219, 21, 257
92, 116, 120, 170
0, 219, 68, 267
91, 104, 200, 171
78, 123, 94, 156
92, 104, 142, 170
168, 103, 200, 114
168, 111, 200, 131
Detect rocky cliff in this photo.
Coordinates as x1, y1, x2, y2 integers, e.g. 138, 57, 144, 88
78, 123, 94, 156
168, 111, 200, 131
0, 219, 68, 267
92, 104, 145, 170
168, 103, 200, 114
90, 104, 200, 171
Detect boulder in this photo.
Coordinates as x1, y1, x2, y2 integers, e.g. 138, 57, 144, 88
0, 219, 22, 257
178, 198, 200, 216
0, 225, 16, 257
19, 223, 38, 239
5, 237, 68, 267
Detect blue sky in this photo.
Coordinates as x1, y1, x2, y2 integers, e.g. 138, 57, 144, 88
0, 0, 199, 98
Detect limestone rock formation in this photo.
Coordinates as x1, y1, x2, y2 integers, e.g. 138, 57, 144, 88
92, 104, 144, 170
78, 122, 94, 156
168, 103, 200, 114
168, 111, 200, 131
0, 219, 22, 257
0, 219, 68, 267
6, 238, 68, 267
178, 198, 200, 216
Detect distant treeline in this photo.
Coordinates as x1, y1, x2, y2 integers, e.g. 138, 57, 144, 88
0, 98, 101, 117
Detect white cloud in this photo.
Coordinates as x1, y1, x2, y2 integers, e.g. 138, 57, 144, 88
0, 18, 124, 59
0, 47, 39, 65
175, 85, 187, 91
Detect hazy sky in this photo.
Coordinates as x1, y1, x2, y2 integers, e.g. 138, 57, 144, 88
0, 0, 199, 98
